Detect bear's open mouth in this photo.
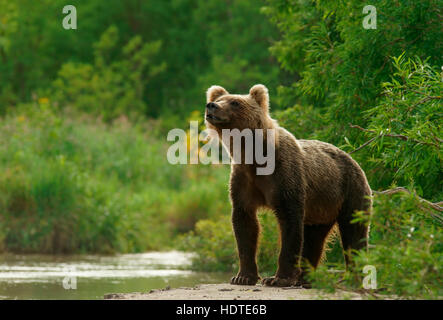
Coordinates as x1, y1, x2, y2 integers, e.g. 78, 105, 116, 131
205, 114, 225, 123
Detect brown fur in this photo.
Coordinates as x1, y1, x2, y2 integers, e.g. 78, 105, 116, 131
205, 84, 372, 287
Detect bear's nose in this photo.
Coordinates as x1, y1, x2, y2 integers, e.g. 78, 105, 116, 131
206, 102, 218, 110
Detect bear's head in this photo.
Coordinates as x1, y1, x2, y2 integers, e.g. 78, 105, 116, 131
205, 84, 273, 132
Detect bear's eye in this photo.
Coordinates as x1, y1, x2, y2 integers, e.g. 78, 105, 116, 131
231, 100, 240, 107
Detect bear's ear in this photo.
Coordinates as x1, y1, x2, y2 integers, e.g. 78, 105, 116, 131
249, 84, 269, 112
206, 85, 229, 103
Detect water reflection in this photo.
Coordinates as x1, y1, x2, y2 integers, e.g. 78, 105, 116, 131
0, 251, 228, 300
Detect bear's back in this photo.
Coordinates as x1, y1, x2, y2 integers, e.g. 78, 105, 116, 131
276, 133, 369, 224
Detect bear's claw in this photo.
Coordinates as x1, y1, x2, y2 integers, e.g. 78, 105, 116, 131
261, 276, 298, 287
230, 275, 259, 286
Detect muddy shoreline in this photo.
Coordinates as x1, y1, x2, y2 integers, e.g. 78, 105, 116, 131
104, 283, 366, 300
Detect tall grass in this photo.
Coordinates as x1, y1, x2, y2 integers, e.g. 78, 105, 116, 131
0, 102, 230, 253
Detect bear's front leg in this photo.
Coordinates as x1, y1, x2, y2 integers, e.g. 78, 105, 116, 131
262, 205, 304, 287
230, 206, 260, 285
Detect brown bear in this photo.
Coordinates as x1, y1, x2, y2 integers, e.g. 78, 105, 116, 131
204, 84, 372, 287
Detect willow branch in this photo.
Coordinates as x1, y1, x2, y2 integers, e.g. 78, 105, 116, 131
349, 123, 439, 151
372, 187, 443, 225
348, 134, 381, 154
373, 187, 443, 212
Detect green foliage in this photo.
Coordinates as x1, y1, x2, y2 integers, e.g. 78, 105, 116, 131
310, 193, 442, 299
274, 104, 326, 139
263, 1, 442, 297
192, 0, 280, 100
363, 194, 442, 298
256, 212, 280, 275
179, 211, 280, 274
51, 26, 166, 121
0, 0, 280, 116
273, 56, 442, 299
0, 103, 230, 253
178, 215, 237, 272
265, 0, 443, 142
348, 55, 442, 199
196, 56, 279, 99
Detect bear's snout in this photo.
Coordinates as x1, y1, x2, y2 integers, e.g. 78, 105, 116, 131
206, 102, 219, 110
205, 102, 226, 124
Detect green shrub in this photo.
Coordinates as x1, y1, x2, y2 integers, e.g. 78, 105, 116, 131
309, 192, 442, 299
166, 168, 230, 234
51, 26, 166, 121
179, 215, 237, 272
179, 210, 280, 274
345, 55, 442, 198
274, 104, 326, 139
265, 0, 442, 144
306, 57, 442, 299
0, 103, 230, 253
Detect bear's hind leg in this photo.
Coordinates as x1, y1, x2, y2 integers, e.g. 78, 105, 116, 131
337, 196, 371, 269
302, 223, 335, 269
337, 167, 372, 269
299, 223, 335, 287
338, 218, 368, 269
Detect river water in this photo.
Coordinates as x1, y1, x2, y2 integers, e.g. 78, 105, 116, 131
0, 251, 229, 300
